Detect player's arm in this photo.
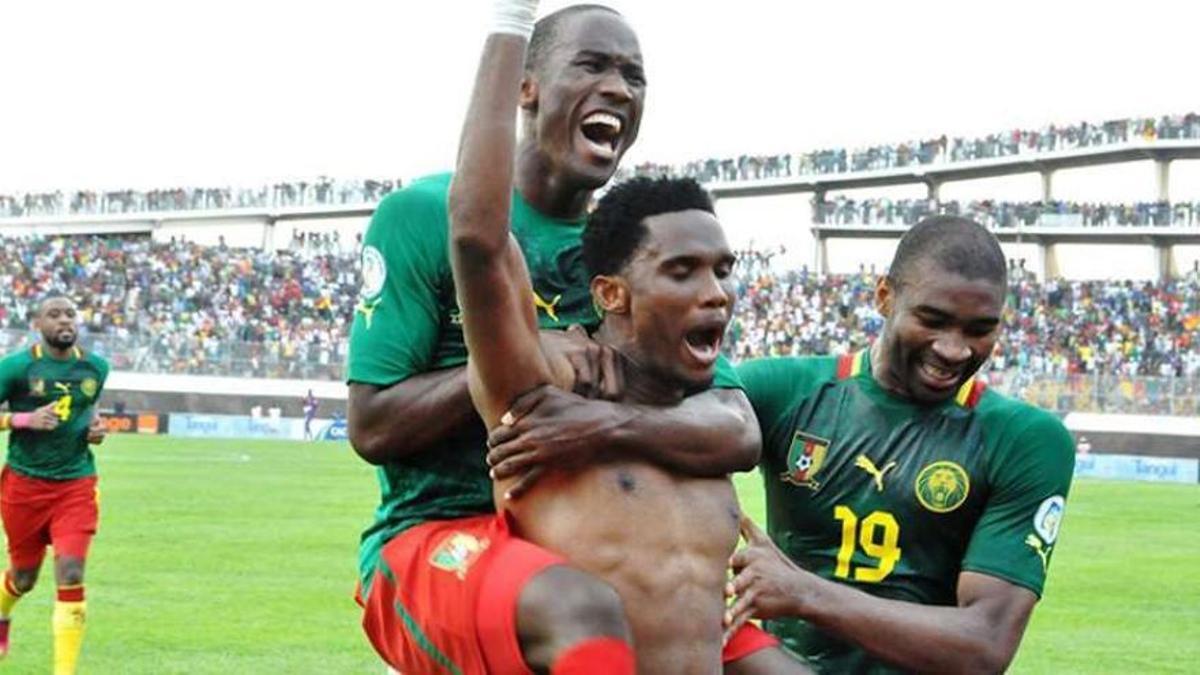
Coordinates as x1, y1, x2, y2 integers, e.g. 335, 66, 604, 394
728, 518, 1035, 673
348, 369, 477, 465
486, 385, 758, 496
447, 11, 557, 429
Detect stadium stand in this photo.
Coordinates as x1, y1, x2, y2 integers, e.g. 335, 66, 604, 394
0, 177, 402, 218
621, 112, 1200, 183
0, 235, 356, 379
1, 112, 1196, 220
2, 232, 1199, 415
813, 198, 1200, 229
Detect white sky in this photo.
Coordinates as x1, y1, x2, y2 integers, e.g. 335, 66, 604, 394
1, 0, 1198, 277
2, 0, 1196, 192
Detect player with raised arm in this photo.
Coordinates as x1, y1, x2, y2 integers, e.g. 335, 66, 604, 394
726, 216, 1075, 673
446, 3, 812, 672
0, 295, 109, 675
349, 3, 769, 674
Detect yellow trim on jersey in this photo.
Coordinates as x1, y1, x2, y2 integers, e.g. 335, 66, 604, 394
72, 347, 83, 359
850, 350, 866, 377
0, 413, 10, 431
954, 378, 977, 407
33, 344, 43, 359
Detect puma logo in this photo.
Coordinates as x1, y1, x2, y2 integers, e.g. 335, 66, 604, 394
855, 455, 898, 492
54, 382, 72, 394
533, 291, 562, 322
355, 297, 383, 329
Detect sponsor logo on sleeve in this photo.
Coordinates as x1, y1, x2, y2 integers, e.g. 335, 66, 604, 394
360, 245, 387, 299
1033, 495, 1065, 544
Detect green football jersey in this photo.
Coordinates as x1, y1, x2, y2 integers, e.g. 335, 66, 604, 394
0, 344, 109, 480
348, 173, 742, 590
738, 350, 1074, 674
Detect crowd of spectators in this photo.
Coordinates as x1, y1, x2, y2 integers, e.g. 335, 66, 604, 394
0, 234, 357, 379
814, 198, 1200, 229
0, 177, 402, 219
3, 113, 1197, 222
623, 112, 1200, 184
4, 233, 1200, 413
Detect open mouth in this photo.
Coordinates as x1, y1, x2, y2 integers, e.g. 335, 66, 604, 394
579, 111, 624, 161
682, 324, 724, 368
918, 360, 962, 390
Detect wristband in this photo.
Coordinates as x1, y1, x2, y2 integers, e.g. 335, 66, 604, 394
489, 0, 539, 39
10, 412, 32, 429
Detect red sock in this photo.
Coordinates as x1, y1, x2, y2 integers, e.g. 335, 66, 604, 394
57, 585, 84, 603
551, 637, 635, 675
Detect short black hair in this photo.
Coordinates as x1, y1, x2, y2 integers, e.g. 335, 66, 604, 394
583, 176, 715, 277
36, 291, 74, 313
888, 215, 1007, 288
526, 4, 621, 74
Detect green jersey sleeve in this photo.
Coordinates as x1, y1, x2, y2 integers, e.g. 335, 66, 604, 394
711, 354, 741, 390
347, 181, 452, 387
736, 356, 835, 447
962, 406, 1075, 597
0, 352, 25, 405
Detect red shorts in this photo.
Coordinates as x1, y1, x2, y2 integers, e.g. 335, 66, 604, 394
0, 466, 99, 570
360, 514, 564, 675
359, 513, 779, 674
723, 622, 781, 664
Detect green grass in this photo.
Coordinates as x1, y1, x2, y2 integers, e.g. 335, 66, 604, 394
2, 436, 1197, 673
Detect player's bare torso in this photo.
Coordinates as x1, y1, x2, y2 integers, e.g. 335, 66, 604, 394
504, 462, 738, 675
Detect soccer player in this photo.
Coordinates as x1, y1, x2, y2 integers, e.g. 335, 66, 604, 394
725, 216, 1076, 673
348, 4, 770, 673
0, 294, 109, 675
302, 389, 318, 441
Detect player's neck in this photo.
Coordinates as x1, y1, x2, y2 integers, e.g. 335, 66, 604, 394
514, 146, 593, 220
593, 325, 685, 406
41, 342, 74, 361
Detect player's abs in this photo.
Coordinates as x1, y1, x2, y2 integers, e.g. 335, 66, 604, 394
503, 463, 739, 674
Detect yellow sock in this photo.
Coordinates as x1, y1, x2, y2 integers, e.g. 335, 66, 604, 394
0, 572, 22, 618
52, 600, 86, 675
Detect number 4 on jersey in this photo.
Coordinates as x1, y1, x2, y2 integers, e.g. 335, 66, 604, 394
53, 394, 72, 422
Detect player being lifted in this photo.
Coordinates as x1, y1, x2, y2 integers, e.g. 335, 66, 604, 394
0, 294, 109, 675
446, 2, 805, 672
726, 216, 1075, 673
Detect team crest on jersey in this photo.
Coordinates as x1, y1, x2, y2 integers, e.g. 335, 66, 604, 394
81, 378, 98, 398
360, 245, 387, 299
781, 431, 830, 490
429, 532, 491, 580
1033, 495, 1065, 544
29, 379, 45, 397
915, 461, 970, 513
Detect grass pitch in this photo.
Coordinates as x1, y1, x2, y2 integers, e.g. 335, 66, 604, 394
0, 435, 1195, 673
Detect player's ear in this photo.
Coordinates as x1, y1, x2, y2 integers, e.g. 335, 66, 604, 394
591, 275, 630, 315
875, 275, 894, 318
519, 73, 538, 113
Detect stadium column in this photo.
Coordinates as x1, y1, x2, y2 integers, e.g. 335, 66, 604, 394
924, 179, 940, 202
1040, 169, 1055, 202
1155, 239, 1176, 281
1155, 159, 1171, 202
1040, 241, 1059, 280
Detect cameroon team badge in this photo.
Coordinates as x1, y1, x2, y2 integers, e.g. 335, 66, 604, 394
915, 461, 970, 513
29, 379, 45, 397
781, 430, 830, 490
429, 532, 491, 581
